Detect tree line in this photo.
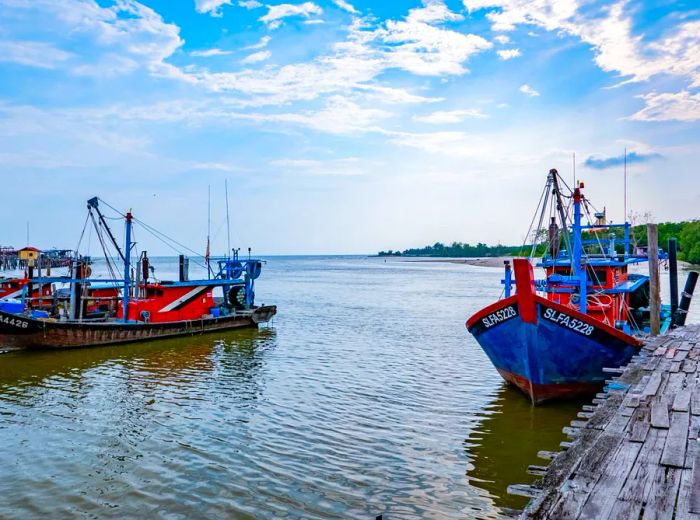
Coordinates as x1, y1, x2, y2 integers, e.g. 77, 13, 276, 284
378, 220, 700, 265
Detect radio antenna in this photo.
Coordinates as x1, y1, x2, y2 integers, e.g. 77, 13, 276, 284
225, 179, 231, 258
624, 148, 627, 223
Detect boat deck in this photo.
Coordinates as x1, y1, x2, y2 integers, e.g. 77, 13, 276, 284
514, 324, 700, 519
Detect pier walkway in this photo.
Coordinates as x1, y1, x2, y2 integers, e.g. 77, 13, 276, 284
515, 324, 700, 519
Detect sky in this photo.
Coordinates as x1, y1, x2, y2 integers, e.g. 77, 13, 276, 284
0, 0, 698, 255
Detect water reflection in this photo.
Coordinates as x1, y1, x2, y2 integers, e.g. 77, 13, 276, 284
0, 327, 276, 390
466, 384, 583, 512
0, 328, 278, 517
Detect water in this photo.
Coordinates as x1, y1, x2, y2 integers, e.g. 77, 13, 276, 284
0, 256, 697, 518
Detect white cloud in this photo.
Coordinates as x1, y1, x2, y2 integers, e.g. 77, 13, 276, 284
497, 48, 521, 60
0, 40, 73, 69
630, 91, 700, 122
519, 83, 539, 96
241, 50, 271, 64
355, 84, 444, 104
0, 0, 184, 77
386, 130, 490, 158
493, 34, 510, 44
266, 95, 390, 134
192, 161, 241, 172
332, 0, 358, 14
271, 157, 364, 176
413, 109, 488, 123
260, 2, 323, 29
377, 1, 491, 76
191, 48, 233, 57
245, 36, 271, 50
406, 0, 464, 24
238, 0, 262, 8
464, 0, 700, 108
462, 0, 578, 32
195, 0, 232, 16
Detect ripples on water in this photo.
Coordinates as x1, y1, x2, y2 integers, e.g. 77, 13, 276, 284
1, 257, 695, 518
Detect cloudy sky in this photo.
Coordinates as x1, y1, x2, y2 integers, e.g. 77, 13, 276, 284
0, 0, 698, 255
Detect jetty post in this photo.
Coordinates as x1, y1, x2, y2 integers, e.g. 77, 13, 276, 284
647, 223, 661, 336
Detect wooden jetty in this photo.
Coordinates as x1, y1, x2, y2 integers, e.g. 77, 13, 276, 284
513, 324, 700, 519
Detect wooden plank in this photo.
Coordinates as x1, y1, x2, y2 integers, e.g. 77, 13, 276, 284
677, 349, 691, 362
606, 413, 632, 435
563, 426, 581, 438
660, 411, 691, 468
667, 347, 678, 359
654, 346, 668, 356
545, 433, 625, 519
692, 383, 700, 416
666, 371, 687, 396
577, 440, 643, 519
674, 387, 693, 412
603, 366, 625, 374
537, 450, 559, 460
527, 465, 548, 476
651, 398, 671, 429
622, 394, 641, 409
675, 442, 699, 519
645, 356, 662, 371
684, 359, 698, 374
587, 394, 625, 430
680, 340, 694, 351
644, 372, 664, 397
508, 484, 540, 498
690, 415, 700, 440
644, 465, 683, 520
608, 428, 666, 520
628, 406, 651, 443
691, 453, 700, 513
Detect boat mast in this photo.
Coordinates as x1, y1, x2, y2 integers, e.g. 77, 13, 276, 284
549, 169, 573, 262
206, 185, 211, 278
225, 180, 231, 258
572, 184, 587, 313
122, 210, 133, 323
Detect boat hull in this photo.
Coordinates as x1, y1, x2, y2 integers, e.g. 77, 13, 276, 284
0, 306, 276, 349
467, 296, 641, 404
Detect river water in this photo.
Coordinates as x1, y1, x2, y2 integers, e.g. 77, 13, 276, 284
0, 256, 696, 518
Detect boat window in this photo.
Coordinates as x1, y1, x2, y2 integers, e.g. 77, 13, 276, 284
587, 268, 608, 286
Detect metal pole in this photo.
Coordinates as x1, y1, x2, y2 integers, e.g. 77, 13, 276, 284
122, 211, 133, 323
225, 180, 231, 257
668, 238, 679, 320
648, 223, 660, 335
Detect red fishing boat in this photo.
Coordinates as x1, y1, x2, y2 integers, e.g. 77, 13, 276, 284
0, 197, 276, 349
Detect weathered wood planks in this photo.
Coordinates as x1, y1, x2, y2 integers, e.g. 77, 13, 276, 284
518, 324, 700, 519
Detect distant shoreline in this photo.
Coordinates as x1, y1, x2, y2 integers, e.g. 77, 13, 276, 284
402, 257, 512, 268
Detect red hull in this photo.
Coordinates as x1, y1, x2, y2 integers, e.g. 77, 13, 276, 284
497, 369, 601, 404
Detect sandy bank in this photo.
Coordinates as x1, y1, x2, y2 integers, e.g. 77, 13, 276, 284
402, 257, 513, 268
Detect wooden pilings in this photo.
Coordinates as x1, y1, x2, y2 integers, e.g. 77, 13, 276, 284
648, 223, 661, 336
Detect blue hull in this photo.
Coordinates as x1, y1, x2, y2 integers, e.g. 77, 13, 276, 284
467, 296, 640, 403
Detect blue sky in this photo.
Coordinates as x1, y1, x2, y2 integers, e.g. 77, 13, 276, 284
0, 0, 698, 255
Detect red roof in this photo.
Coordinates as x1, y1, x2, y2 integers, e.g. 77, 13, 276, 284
19, 246, 40, 252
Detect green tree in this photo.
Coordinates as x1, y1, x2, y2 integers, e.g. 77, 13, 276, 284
680, 221, 700, 265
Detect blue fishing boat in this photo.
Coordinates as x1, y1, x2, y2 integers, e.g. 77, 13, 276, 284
467, 169, 695, 404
